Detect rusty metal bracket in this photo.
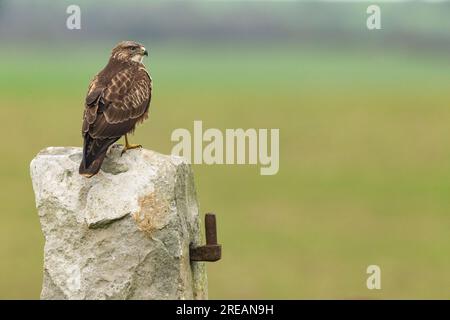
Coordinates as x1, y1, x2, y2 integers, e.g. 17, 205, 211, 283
190, 213, 222, 262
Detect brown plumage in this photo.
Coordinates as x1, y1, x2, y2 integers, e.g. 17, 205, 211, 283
79, 41, 152, 178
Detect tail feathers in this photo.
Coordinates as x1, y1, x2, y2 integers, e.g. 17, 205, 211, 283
79, 134, 118, 178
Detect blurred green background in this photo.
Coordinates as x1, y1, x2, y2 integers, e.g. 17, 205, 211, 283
1, 0, 450, 299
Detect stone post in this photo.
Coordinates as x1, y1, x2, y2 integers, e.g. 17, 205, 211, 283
30, 146, 207, 300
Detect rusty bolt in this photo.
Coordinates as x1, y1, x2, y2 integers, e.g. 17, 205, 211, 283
190, 213, 222, 262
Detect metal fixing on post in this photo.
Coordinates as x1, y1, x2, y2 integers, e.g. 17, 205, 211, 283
190, 213, 222, 262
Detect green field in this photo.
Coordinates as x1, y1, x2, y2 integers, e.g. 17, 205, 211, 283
1, 44, 450, 299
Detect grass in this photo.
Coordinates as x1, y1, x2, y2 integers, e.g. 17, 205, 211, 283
0, 44, 449, 299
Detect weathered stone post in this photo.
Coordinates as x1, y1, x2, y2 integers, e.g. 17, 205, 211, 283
30, 146, 207, 300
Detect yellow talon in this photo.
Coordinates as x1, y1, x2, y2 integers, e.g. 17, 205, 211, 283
121, 134, 142, 155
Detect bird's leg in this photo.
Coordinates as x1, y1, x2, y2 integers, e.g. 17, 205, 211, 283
121, 134, 142, 155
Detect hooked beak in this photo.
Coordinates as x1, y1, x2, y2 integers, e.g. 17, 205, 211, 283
143, 48, 148, 56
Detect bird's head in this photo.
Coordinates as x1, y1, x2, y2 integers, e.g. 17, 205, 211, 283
111, 41, 148, 63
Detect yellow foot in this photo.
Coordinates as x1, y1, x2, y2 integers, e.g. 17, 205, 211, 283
121, 143, 142, 155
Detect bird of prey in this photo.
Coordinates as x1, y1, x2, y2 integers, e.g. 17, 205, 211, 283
79, 41, 152, 178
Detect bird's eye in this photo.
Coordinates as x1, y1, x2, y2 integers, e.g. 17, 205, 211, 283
130, 47, 136, 51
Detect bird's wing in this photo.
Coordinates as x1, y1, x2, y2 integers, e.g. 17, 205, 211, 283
82, 75, 102, 133
82, 66, 152, 139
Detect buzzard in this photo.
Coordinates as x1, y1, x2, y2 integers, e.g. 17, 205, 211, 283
79, 41, 152, 178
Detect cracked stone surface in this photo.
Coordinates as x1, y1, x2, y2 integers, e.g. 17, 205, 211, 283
30, 146, 207, 300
